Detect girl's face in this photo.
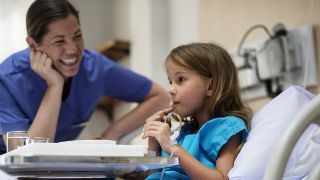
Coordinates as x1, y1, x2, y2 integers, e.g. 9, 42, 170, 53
33, 15, 84, 79
166, 60, 212, 121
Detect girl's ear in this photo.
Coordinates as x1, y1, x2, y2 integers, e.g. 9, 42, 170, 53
26, 36, 38, 51
206, 79, 213, 96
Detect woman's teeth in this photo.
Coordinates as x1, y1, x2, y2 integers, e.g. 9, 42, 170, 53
60, 58, 77, 66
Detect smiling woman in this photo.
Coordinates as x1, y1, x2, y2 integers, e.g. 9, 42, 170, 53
0, 0, 170, 154
26, 14, 84, 81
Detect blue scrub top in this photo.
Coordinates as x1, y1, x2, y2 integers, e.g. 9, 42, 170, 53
147, 116, 248, 180
0, 48, 152, 154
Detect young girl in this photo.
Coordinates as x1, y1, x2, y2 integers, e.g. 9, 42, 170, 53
142, 42, 252, 179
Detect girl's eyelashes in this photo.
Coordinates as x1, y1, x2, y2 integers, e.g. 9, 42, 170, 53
177, 77, 186, 84
168, 76, 186, 85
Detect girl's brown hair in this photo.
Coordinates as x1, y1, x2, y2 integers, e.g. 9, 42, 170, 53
166, 42, 252, 130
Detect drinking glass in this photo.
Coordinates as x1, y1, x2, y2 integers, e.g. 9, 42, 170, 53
6, 131, 30, 152
29, 137, 49, 143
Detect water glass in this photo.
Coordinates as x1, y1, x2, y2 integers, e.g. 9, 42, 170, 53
6, 131, 30, 152
29, 137, 49, 143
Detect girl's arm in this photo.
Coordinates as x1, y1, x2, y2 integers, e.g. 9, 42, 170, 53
174, 133, 242, 180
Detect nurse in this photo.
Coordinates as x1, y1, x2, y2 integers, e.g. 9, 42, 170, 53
0, 0, 169, 154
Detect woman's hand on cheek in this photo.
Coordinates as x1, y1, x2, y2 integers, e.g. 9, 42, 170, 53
30, 50, 64, 87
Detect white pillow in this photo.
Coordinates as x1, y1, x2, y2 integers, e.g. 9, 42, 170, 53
228, 86, 318, 180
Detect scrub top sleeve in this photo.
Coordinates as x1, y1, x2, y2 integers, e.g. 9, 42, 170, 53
199, 117, 248, 161
102, 62, 152, 102
0, 81, 30, 135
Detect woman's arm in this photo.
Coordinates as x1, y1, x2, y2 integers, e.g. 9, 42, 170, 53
27, 50, 64, 142
27, 84, 63, 142
100, 82, 170, 141
174, 133, 242, 180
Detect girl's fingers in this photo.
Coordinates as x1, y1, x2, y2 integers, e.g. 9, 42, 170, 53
144, 123, 163, 134
144, 118, 172, 136
146, 114, 162, 123
143, 130, 158, 139
143, 122, 171, 137
143, 107, 174, 139
145, 120, 163, 127
153, 107, 173, 118
158, 107, 173, 116
146, 107, 173, 123
144, 127, 172, 150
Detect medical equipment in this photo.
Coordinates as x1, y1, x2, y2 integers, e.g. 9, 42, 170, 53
236, 24, 303, 97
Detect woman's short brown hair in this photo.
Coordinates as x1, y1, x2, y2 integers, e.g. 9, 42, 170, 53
26, 0, 79, 43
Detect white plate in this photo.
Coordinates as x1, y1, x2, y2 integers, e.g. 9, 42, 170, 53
59, 140, 116, 145
3, 143, 146, 157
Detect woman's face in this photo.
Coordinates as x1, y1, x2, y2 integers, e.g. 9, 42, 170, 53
166, 60, 212, 120
35, 15, 84, 79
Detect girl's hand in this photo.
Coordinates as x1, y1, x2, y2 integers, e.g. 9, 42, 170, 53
143, 107, 173, 153
30, 50, 64, 87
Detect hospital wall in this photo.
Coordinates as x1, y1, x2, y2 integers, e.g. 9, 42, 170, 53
197, 0, 320, 111
72, 0, 320, 139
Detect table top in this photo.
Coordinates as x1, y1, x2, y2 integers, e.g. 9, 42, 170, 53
0, 154, 179, 179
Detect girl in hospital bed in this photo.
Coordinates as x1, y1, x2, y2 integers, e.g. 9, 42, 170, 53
142, 42, 252, 179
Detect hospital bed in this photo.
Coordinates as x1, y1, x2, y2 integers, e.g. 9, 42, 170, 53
265, 90, 320, 180
228, 86, 320, 180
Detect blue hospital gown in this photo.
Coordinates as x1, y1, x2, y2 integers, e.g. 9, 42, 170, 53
147, 116, 248, 180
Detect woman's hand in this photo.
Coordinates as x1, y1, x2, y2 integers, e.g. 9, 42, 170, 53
30, 50, 64, 87
143, 107, 173, 153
